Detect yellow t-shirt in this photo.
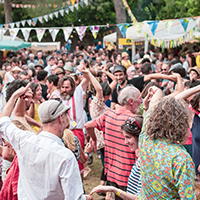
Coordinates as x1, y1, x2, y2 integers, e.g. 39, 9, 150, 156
32, 103, 42, 133
121, 59, 131, 69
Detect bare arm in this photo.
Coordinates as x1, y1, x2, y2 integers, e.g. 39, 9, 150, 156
25, 115, 43, 129
88, 71, 103, 99
144, 73, 176, 82
26, 102, 35, 119
90, 185, 137, 200
175, 84, 200, 100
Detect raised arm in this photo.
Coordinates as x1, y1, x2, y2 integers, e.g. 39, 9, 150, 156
88, 71, 103, 99
144, 73, 176, 82
78, 65, 90, 91
175, 84, 200, 100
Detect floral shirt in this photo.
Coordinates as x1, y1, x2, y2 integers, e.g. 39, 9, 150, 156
90, 96, 109, 150
137, 109, 196, 199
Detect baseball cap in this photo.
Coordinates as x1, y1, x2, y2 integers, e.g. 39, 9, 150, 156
46, 55, 54, 61
35, 63, 44, 69
38, 100, 70, 123
55, 67, 65, 75
168, 63, 183, 73
113, 65, 127, 74
64, 64, 74, 72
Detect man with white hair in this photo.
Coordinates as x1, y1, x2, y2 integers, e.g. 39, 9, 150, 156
85, 85, 142, 200
27, 53, 37, 65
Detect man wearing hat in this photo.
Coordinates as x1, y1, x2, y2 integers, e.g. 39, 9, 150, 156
0, 84, 92, 200
121, 52, 131, 69
189, 66, 200, 81
64, 64, 74, 75
44, 56, 55, 76
111, 65, 177, 110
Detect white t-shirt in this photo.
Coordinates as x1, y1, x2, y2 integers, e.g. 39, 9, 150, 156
5, 71, 15, 83
63, 84, 85, 130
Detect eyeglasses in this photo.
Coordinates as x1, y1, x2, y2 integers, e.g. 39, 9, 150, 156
51, 98, 62, 115
77, 73, 82, 76
125, 117, 141, 130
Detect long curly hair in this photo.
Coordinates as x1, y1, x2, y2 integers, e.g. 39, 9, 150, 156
146, 97, 192, 144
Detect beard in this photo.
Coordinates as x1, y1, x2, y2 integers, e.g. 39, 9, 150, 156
60, 92, 74, 100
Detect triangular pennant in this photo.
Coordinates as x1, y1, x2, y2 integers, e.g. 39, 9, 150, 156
59, 9, 64, 17
84, 0, 88, 5
15, 22, 20, 28
10, 23, 15, 28
49, 28, 60, 42
36, 28, 46, 42
49, 13, 54, 20
116, 23, 130, 38
75, 26, 87, 41
65, 9, 69, 14
90, 25, 100, 39
179, 18, 190, 31
69, 6, 74, 12
43, 15, 49, 22
54, 11, 59, 18
21, 20, 26, 27
32, 18, 38, 26
147, 21, 159, 35
62, 27, 73, 42
163, 20, 174, 33
27, 19, 32, 26
38, 16, 43, 24
9, 28, 19, 41
70, 0, 75, 5
75, 4, 78, 10
0, 30, 4, 41
132, 22, 143, 36
80, 1, 84, 7
21, 28, 31, 41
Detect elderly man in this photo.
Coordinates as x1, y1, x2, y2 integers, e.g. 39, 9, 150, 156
85, 85, 142, 200
0, 84, 92, 200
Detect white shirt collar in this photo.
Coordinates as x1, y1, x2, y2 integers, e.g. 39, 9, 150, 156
39, 131, 64, 147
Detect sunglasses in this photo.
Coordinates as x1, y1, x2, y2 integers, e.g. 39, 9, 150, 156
161, 68, 167, 71
125, 117, 141, 130
51, 98, 62, 115
77, 73, 82, 76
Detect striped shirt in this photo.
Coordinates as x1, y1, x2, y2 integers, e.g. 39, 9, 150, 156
127, 158, 141, 195
93, 108, 136, 186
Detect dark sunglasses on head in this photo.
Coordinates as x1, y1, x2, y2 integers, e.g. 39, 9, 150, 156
50, 98, 62, 115
125, 117, 141, 130
161, 68, 167, 71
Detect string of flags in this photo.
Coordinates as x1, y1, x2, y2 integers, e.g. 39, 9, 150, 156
0, 25, 106, 42
0, 0, 90, 29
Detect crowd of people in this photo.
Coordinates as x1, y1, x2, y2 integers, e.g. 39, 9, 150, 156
0, 41, 200, 199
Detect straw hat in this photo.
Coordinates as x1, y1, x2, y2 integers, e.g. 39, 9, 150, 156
122, 52, 129, 58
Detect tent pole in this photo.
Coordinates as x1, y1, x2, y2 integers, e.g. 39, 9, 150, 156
145, 37, 148, 53
132, 40, 135, 61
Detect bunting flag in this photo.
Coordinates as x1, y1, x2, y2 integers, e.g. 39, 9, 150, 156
43, 15, 49, 22
74, 4, 79, 10
121, 0, 137, 23
0, 30, 4, 41
38, 16, 43, 24
32, 18, 38, 26
36, 28, 46, 42
49, 28, 59, 41
179, 18, 190, 31
147, 21, 159, 35
54, 11, 59, 18
59, 9, 64, 17
90, 25, 100, 39
69, 5, 74, 12
9, 29, 19, 41
63, 27, 73, 41
27, 19, 32, 26
21, 20, 26, 27
71, 0, 75, 5
15, 22, 20, 28
65, 8, 69, 14
9, 23, 15, 28
21, 28, 31, 41
49, 13, 53, 20
132, 22, 143, 36
84, 0, 88, 5
116, 23, 130, 38
75, 26, 87, 41
163, 20, 174, 33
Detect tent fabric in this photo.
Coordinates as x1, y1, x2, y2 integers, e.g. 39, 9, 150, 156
0, 39, 31, 51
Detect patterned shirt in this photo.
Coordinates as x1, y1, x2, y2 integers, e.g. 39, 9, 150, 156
137, 109, 196, 199
93, 108, 136, 186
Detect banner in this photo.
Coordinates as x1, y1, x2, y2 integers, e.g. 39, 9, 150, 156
9, 29, 19, 41
49, 29, 60, 42
121, 0, 137, 23
75, 26, 87, 41
21, 28, 31, 41
63, 27, 73, 41
90, 25, 100, 39
116, 23, 130, 38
